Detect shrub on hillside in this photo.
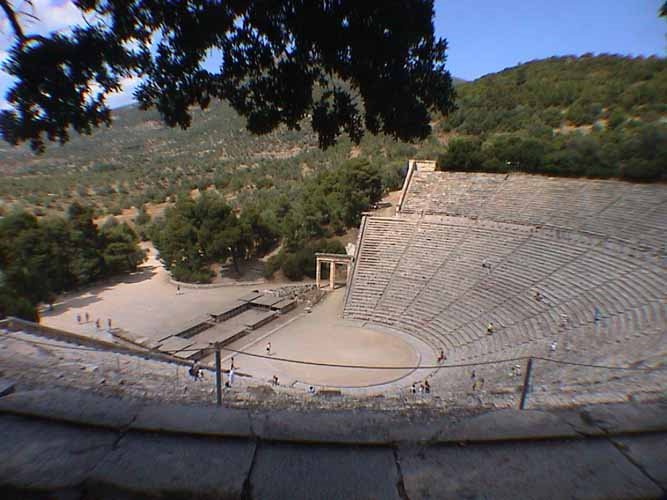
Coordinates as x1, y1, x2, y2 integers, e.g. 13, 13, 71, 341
171, 263, 214, 284
437, 137, 484, 171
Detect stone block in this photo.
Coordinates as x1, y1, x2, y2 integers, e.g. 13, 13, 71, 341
0, 415, 116, 493
132, 402, 252, 437
399, 438, 662, 499
436, 408, 579, 442
556, 402, 667, 436
86, 431, 255, 499
0, 389, 141, 430
0, 378, 15, 397
251, 409, 440, 445
612, 433, 667, 490
248, 442, 401, 499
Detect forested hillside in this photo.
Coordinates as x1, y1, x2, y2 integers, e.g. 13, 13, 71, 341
438, 54, 666, 180
1, 54, 665, 305
1, 55, 664, 220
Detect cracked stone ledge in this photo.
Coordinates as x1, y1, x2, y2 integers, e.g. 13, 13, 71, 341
0, 388, 665, 446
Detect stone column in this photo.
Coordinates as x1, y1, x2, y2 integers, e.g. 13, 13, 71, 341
316, 258, 321, 289
329, 261, 335, 289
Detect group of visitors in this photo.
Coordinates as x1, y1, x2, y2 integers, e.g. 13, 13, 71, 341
471, 370, 485, 391
189, 361, 204, 381
76, 312, 112, 331
188, 341, 278, 389
411, 379, 431, 394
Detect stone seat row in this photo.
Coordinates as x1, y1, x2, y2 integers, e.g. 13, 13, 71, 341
400, 172, 666, 250
346, 214, 666, 371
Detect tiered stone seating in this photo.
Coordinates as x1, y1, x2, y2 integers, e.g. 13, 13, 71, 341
345, 170, 666, 398
344, 217, 417, 321
401, 172, 667, 249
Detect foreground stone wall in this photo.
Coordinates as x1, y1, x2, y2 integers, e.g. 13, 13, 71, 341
0, 388, 665, 499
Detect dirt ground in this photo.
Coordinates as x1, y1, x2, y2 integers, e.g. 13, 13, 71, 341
218, 289, 420, 388
40, 240, 421, 389
40, 243, 258, 343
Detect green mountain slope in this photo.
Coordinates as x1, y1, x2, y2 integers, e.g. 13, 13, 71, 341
447, 54, 666, 135
0, 55, 665, 217
437, 55, 666, 180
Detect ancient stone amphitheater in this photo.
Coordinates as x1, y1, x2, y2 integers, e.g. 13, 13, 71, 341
1, 161, 666, 498
344, 160, 667, 405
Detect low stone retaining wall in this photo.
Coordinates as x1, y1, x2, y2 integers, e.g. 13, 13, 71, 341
0, 389, 665, 499
0, 318, 201, 370
168, 277, 266, 289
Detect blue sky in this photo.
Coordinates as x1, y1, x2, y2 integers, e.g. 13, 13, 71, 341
436, 0, 666, 81
0, 0, 665, 108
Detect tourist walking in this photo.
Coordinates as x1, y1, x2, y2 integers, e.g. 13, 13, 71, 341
266, 342, 272, 355
482, 259, 491, 275
189, 361, 201, 381
228, 367, 235, 386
